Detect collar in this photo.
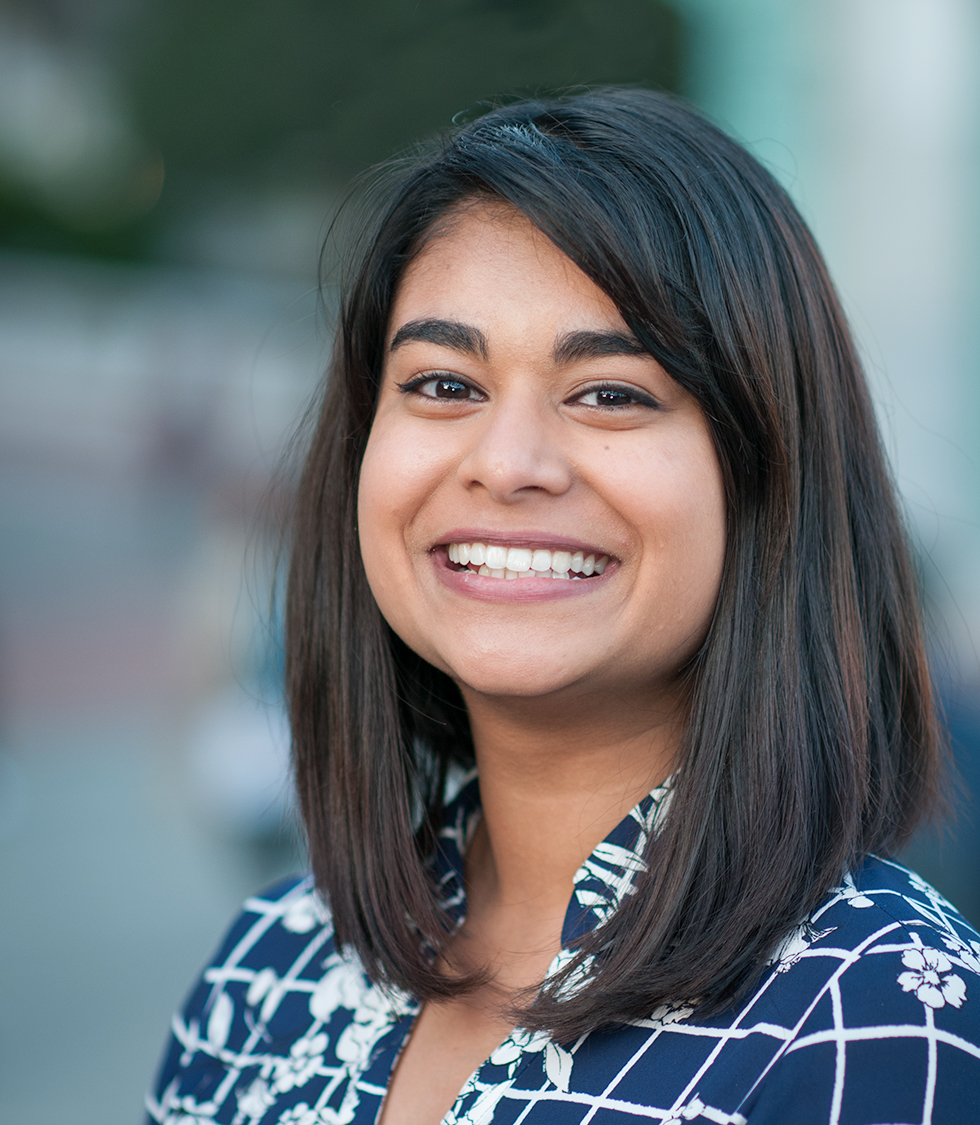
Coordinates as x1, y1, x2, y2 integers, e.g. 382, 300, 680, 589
431, 774, 674, 948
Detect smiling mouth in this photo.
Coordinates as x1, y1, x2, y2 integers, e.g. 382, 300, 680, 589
446, 541, 610, 581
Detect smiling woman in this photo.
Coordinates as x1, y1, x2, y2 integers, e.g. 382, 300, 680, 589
359, 203, 725, 716
147, 91, 980, 1125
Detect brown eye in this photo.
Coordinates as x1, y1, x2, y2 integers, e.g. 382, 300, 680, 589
431, 378, 471, 399
574, 384, 660, 410
397, 373, 485, 402
594, 389, 633, 407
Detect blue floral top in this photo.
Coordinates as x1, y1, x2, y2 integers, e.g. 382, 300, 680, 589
147, 778, 980, 1124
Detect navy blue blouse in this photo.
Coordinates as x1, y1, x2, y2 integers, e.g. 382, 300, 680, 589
147, 778, 980, 1124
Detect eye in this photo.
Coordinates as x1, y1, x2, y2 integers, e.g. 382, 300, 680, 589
397, 373, 484, 401
572, 383, 660, 410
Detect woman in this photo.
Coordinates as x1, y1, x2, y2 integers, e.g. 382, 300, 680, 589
147, 90, 980, 1125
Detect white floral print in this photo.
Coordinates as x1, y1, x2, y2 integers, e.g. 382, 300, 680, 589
333, 985, 398, 1066
276, 1105, 315, 1125
274, 1105, 351, 1125
488, 1032, 534, 1068
769, 923, 836, 972
898, 946, 967, 1009
282, 893, 329, 934
271, 1033, 329, 1093
161, 1094, 216, 1124
943, 933, 980, 975
238, 1078, 276, 1118
839, 873, 875, 909
452, 1080, 512, 1125
309, 953, 367, 1021
543, 1041, 574, 1092
648, 1002, 695, 1026
206, 991, 234, 1050
247, 967, 279, 1009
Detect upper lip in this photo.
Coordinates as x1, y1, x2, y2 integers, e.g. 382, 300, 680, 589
434, 528, 616, 558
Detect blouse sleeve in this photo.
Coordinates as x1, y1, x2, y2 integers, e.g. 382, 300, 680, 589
144, 876, 310, 1123
742, 1029, 980, 1124
741, 923, 980, 1124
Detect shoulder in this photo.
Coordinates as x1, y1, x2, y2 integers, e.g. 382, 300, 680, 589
145, 875, 356, 1124
789, 855, 980, 1001
769, 854, 980, 964
178, 871, 338, 1015
214, 874, 334, 961
739, 857, 980, 1123
183, 874, 336, 999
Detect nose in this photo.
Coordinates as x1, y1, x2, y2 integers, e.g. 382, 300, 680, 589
456, 396, 573, 502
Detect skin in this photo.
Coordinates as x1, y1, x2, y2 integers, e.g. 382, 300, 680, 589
358, 203, 727, 1125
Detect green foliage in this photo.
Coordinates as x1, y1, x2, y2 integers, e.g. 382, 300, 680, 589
129, 0, 684, 179
0, 180, 151, 261
0, 1, 682, 260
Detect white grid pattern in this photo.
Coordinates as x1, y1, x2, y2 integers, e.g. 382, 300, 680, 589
146, 793, 980, 1125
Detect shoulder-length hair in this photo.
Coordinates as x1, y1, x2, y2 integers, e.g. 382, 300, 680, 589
286, 88, 943, 1038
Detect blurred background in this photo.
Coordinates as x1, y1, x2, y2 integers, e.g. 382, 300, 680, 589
0, 1, 978, 1121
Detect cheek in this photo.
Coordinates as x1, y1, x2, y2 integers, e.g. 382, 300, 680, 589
357, 425, 410, 599
601, 432, 726, 608
356, 416, 449, 620
357, 425, 456, 673
669, 453, 727, 629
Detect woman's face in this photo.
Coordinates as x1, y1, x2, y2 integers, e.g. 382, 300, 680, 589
358, 204, 726, 708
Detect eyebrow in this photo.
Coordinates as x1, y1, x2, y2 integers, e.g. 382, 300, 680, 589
387, 320, 649, 366
552, 330, 649, 365
389, 318, 488, 359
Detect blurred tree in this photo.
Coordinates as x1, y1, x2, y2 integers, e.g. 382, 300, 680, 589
0, 0, 684, 261
129, 0, 684, 181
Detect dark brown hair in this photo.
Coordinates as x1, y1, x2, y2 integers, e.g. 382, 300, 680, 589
285, 89, 943, 1038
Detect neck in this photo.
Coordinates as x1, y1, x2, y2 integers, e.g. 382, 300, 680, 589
457, 684, 681, 948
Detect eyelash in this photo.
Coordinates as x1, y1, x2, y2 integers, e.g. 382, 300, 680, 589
396, 373, 483, 401
574, 382, 661, 410
396, 374, 660, 410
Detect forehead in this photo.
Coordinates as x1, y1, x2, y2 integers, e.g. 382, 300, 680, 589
387, 202, 630, 343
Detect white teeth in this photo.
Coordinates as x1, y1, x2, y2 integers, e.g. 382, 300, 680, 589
448, 540, 611, 581
506, 547, 533, 572
530, 549, 552, 572
485, 545, 508, 570
552, 550, 572, 574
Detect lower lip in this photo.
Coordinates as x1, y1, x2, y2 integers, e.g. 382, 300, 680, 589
432, 551, 615, 603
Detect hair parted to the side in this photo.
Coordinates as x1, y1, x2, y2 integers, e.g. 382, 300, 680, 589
285, 88, 944, 1039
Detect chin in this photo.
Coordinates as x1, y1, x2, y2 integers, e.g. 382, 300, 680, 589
447, 656, 583, 700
